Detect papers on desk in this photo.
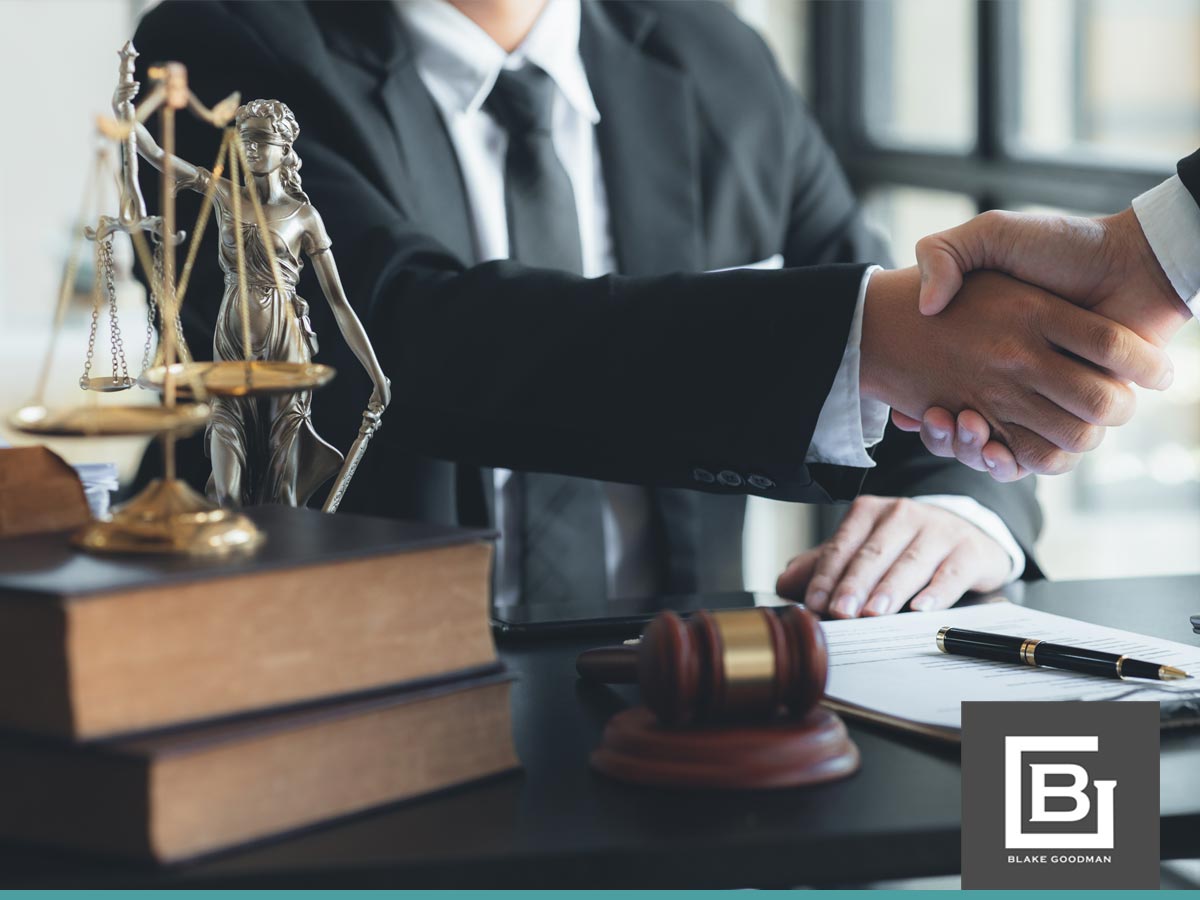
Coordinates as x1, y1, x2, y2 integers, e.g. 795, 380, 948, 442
72, 462, 119, 518
820, 602, 1200, 742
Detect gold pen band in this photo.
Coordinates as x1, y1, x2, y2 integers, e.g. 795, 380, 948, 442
1116, 655, 1127, 677
1019, 638, 1041, 666
936, 626, 950, 653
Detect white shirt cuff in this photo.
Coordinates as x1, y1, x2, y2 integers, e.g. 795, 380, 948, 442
914, 494, 1026, 584
805, 265, 889, 468
1132, 175, 1200, 317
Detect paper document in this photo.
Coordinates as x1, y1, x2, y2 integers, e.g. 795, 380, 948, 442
820, 602, 1200, 741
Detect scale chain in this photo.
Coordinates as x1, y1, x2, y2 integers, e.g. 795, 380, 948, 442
141, 239, 163, 375
174, 308, 191, 365
102, 236, 131, 387
80, 241, 102, 388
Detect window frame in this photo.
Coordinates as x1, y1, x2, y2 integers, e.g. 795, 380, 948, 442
808, 0, 1172, 215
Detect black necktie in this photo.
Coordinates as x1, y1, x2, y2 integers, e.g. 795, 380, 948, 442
484, 65, 605, 606
485, 65, 584, 272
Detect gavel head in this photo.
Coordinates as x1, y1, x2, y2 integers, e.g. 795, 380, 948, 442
638, 606, 827, 726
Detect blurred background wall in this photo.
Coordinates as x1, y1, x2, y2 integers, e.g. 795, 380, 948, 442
0, 0, 152, 473
0, 0, 1196, 585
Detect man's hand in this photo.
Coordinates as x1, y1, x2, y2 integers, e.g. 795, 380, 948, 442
916, 209, 1190, 344
775, 495, 1012, 617
860, 267, 1173, 476
895, 209, 1193, 478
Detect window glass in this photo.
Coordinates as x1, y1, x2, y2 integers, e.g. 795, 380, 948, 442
1037, 324, 1200, 579
862, 186, 978, 266
1015, 0, 1200, 166
863, 0, 977, 151
732, 0, 810, 97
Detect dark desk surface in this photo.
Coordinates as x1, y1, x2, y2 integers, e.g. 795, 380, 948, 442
3, 575, 1198, 888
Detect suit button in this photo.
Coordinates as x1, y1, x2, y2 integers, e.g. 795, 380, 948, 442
717, 470, 743, 487
692, 468, 715, 484
747, 474, 775, 490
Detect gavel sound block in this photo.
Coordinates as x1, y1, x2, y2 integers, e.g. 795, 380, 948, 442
577, 606, 860, 789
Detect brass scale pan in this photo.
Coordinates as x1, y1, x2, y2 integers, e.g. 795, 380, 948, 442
138, 360, 335, 398
10, 362, 334, 437
80, 376, 136, 393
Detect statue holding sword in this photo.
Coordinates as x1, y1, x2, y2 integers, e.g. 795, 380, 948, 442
111, 43, 391, 510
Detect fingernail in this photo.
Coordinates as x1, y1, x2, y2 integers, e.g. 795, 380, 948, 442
832, 593, 862, 616
958, 425, 974, 445
929, 427, 948, 441
808, 589, 827, 607
867, 593, 891, 614
1158, 366, 1175, 391
911, 594, 936, 611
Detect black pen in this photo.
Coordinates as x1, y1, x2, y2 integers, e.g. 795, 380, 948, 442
936, 627, 1192, 681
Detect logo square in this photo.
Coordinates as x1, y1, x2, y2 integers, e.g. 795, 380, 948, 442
961, 701, 1160, 889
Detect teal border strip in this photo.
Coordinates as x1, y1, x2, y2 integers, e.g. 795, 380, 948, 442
0, 891, 1190, 898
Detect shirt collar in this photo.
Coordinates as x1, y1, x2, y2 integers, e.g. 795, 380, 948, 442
395, 0, 600, 124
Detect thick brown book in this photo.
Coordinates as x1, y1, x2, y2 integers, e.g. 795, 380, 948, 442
0, 670, 518, 862
0, 506, 497, 739
0, 448, 90, 538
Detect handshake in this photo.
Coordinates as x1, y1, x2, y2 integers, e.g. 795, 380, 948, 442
861, 206, 1193, 481
776, 197, 1194, 619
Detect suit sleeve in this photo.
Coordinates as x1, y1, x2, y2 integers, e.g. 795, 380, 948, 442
1177, 148, 1200, 206
132, 1, 869, 504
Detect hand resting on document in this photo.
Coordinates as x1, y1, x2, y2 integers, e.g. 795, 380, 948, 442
775, 495, 1011, 618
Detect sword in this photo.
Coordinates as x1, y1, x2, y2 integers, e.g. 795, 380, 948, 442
322, 400, 385, 513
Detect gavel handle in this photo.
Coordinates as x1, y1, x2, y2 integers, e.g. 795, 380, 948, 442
576, 645, 639, 683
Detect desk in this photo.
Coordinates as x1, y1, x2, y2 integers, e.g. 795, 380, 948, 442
2, 575, 1198, 888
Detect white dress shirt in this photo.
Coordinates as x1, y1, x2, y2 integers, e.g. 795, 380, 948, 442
396, 0, 1025, 591
1133, 174, 1200, 317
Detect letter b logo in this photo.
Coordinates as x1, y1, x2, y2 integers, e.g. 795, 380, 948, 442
1005, 736, 1115, 849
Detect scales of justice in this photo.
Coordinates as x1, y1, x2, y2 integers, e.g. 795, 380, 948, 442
9, 43, 391, 556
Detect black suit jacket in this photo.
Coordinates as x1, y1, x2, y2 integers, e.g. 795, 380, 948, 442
131, 0, 1041, 589
1178, 149, 1200, 206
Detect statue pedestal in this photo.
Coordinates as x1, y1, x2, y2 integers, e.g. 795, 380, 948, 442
74, 477, 263, 557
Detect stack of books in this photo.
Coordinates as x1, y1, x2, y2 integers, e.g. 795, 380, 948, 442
0, 505, 517, 862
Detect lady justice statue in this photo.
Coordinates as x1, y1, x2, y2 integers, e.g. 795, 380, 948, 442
115, 70, 391, 508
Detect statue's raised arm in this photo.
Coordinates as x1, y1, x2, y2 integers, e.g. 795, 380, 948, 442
112, 46, 224, 204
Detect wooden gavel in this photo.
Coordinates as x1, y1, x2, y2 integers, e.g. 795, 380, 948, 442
576, 606, 827, 725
